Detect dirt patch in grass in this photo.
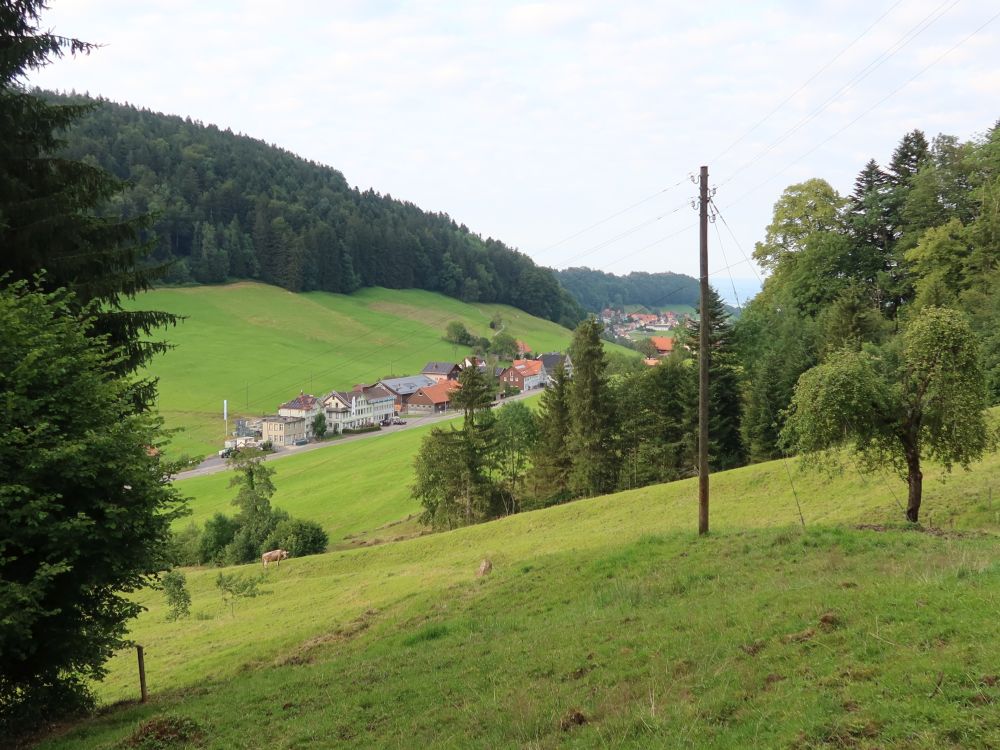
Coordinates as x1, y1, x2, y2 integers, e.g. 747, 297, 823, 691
275, 609, 378, 666
741, 639, 766, 656
119, 716, 204, 748
559, 708, 588, 731
782, 628, 815, 644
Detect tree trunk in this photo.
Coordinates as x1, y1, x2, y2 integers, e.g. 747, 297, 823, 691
904, 444, 922, 523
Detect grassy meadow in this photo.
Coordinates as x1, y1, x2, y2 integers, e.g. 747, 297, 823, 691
128, 283, 627, 458
40, 446, 1000, 749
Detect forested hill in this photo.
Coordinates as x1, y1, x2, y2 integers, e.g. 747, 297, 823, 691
43, 91, 584, 327
556, 267, 701, 311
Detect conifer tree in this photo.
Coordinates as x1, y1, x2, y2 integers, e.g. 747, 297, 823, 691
567, 319, 617, 496
528, 362, 573, 504
0, 3, 178, 404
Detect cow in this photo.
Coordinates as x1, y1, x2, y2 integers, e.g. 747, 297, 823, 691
261, 549, 290, 568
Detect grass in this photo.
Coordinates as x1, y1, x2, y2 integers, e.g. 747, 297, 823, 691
174, 393, 543, 546
127, 283, 632, 458
39, 447, 1000, 749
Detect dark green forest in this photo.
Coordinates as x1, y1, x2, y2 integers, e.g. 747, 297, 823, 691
43, 91, 584, 326
556, 266, 701, 311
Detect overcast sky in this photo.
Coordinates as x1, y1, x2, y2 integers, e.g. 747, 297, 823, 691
28, 0, 1000, 299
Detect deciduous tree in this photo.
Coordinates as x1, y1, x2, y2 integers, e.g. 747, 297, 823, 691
782, 307, 993, 522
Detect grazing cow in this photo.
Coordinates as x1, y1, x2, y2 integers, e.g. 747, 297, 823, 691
261, 549, 290, 568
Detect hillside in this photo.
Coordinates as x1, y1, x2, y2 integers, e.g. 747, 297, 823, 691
45, 91, 583, 327
38, 448, 999, 748
557, 267, 702, 312
128, 283, 632, 457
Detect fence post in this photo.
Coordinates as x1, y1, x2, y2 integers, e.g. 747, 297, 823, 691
136, 645, 148, 703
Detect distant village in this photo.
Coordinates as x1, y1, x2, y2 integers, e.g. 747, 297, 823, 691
225, 348, 574, 452
223, 311, 687, 455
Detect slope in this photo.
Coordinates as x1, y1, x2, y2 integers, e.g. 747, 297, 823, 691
40, 449, 1000, 748
128, 282, 631, 458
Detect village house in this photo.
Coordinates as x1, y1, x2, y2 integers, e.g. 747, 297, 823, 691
407, 380, 461, 415
649, 336, 674, 357
260, 415, 306, 446
377, 374, 436, 414
420, 361, 462, 383
536, 352, 573, 383
323, 390, 375, 433
500, 359, 546, 391
360, 385, 395, 423
278, 392, 322, 438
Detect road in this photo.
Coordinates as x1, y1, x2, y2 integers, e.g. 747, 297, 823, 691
174, 387, 541, 481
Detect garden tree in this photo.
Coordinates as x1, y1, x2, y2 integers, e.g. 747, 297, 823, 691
567, 318, 617, 496
635, 337, 659, 359
0, 282, 185, 731
198, 512, 240, 564
527, 362, 573, 505
493, 402, 539, 514
0, 6, 178, 407
312, 412, 327, 439
489, 331, 518, 360
781, 307, 993, 523
684, 288, 746, 470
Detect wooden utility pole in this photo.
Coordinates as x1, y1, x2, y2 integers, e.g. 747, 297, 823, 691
698, 165, 710, 535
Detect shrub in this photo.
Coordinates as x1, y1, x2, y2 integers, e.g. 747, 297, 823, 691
169, 523, 202, 567
199, 513, 239, 564
265, 519, 329, 558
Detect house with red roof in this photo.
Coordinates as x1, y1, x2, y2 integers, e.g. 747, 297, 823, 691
649, 336, 674, 357
500, 359, 546, 391
278, 392, 323, 438
407, 380, 462, 414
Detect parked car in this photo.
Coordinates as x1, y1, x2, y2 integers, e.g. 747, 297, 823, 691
218, 447, 235, 459
392, 417, 405, 425
293, 438, 308, 446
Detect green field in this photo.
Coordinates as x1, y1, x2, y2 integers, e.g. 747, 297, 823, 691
127, 283, 631, 458
41, 444, 1000, 749
173, 393, 542, 547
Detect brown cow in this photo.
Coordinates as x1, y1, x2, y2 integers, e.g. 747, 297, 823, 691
261, 549, 290, 568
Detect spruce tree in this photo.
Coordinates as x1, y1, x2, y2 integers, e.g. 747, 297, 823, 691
685, 288, 746, 471
566, 319, 617, 497
527, 362, 573, 504
0, 3, 178, 405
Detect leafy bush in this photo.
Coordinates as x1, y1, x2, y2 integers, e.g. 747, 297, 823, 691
169, 523, 202, 567
199, 513, 240, 564
265, 519, 329, 558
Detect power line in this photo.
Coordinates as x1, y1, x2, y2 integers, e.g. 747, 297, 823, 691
719, 5, 1000, 211
532, 177, 691, 258
709, 0, 908, 166
719, 0, 963, 189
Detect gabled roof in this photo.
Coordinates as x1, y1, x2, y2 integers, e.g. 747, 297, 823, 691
415, 381, 461, 404
421, 361, 461, 376
512, 359, 543, 377
649, 336, 674, 353
379, 374, 436, 396
279, 392, 320, 411
536, 352, 568, 371
362, 385, 394, 401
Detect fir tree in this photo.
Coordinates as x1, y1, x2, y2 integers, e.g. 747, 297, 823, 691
527, 362, 573, 504
567, 318, 617, 496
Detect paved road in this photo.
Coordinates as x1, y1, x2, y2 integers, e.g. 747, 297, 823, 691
174, 388, 541, 481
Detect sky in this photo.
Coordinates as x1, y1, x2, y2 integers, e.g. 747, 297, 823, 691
27, 0, 1000, 302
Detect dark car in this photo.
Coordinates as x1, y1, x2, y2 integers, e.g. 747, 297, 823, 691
293, 439, 308, 446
